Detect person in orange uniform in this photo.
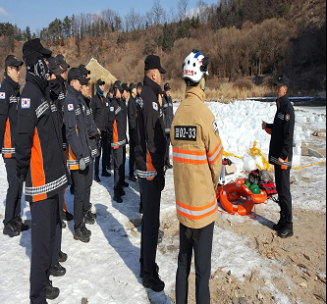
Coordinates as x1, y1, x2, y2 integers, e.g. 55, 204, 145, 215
171, 50, 223, 304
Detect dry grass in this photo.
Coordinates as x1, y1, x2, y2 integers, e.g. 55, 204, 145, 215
170, 77, 276, 100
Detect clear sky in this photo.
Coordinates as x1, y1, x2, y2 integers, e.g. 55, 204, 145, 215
0, 0, 202, 33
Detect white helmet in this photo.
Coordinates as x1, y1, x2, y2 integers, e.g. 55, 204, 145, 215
183, 49, 209, 85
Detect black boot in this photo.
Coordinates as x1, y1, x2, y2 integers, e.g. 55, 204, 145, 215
84, 212, 95, 225
122, 181, 129, 188
74, 227, 90, 243
46, 281, 60, 300
158, 229, 164, 244
94, 174, 101, 183
278, 226, 294, 239
273, 213, 285, 231
129, 176, 137, 183
143, 272, 165, 292
81, 225, 92, 237
62, 220, 67, 229
3, 221, 20, 238
14, 217, 29, 232
62, 211, 74, 221
58, 251, 68, 263
102, 170, 111, 177
120, 189, 126, 197
113, 195, 123, 203
50, 263, 66, 277
166, 162, 173, 170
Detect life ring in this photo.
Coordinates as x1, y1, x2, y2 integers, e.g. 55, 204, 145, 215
224, 179, 268, 204
219, 179, 255, 216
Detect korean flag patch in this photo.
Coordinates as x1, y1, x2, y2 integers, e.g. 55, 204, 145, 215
212, 120, 219, 134
153, 102, 158, 112
68, 104, 74, 112
285, 114, 290, 121
110, 107, 115, 112
21, 98, 31, 109
0, 92, 5, 100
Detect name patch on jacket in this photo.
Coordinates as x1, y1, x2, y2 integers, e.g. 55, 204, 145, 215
68, 104, 74, 111
153, 102, 158, 112
212, 120, 219, 134
0, 92, 5, 100
174, 126, 197, 141
21, 98, 31, 109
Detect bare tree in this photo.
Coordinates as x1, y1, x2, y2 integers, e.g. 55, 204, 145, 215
197, 1, 212, 23
152, 0, 164, 25
125, 8, 144, 32
178, 0, 189, 20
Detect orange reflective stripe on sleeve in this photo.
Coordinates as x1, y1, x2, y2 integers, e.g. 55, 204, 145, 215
113, 119, 119, 150
30, 129, 47, 202
176, 200, 218, 221
146, 150, 156, 181
172, 148, 207, 165
4, 118, 12, 158
207, 140, 223, 165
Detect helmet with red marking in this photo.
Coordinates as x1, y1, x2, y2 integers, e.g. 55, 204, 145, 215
183, 49, 209, 85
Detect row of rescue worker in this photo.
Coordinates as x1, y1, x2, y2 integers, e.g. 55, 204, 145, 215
0, 39, 176, 302
0, 38, 295, 304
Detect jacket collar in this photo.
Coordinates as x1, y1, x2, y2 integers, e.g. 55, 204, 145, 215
277, 94, 289, 110
4, 75, 20, 92
185, 87, 206, 103
68, 85, 83, 104
58, 76, 66, 92
26, 72, 48, 95
143, 76, 162, 96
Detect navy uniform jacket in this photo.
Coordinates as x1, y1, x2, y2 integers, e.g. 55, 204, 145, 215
108, 96, 127, 149
64, 86, 97, 170
266, 94, 295, 169
92, 93, 110, 132
135, 76, 166, 180
15, 73, 69, 202
0, 76, 20, 159
162, 93, 174, 135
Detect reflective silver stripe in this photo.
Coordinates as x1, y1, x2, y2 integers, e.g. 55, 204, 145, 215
25, 175, 68, 196
136, 98, 144, 108
163, 104, 168, 108
165, 128, 171, 134
277, 113, 285, 120
92, 149, 98, 157
208, 143, 223, 164
111, 139, 126, 147
115, 107, 122, 115
58, 93, 65, 100
270, 157, 292, 167
35, 102, 49, 118
9, 96, 19, 103
75, 108, 82, 116
2, 148, 15, 153
176, 201, 218, 217
86, 109, 91, 115
68, 156, 91, 166
51, 104, 57, 112
172, 152, 207, 161
136, 170, 157, 179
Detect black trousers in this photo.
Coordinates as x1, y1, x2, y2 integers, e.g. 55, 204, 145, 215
71, 163, 93, 230
129, 132, 136, 178
176, 222, 214, 304
165, 134, 171, 164
3, 158, 22, 226
275, 166, 293, 229
51, 191, 64, 267
139, 177, 161, 278
114, 146, 124, 196
95, 131, 109, 175
30, 195, 59, 304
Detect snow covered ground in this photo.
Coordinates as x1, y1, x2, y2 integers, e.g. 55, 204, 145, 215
0, 100, 325, 304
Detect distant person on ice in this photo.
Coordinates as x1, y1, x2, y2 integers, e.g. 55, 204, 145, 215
262, 75, 295, 239
171, 49, 224, 304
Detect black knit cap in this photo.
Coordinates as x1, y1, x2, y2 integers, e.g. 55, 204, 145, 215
23, 38, 52, 59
